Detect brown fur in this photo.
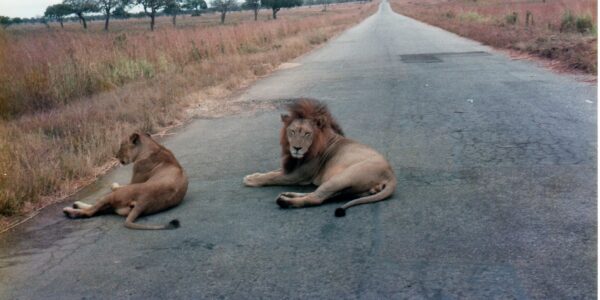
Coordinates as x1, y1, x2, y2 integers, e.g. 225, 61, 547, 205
63, 132, 188, 230
244, 99, 396, 216
280, 99, 344, 173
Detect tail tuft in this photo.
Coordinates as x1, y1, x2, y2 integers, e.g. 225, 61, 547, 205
169, 219, 180, 229
334, 208, 346, 217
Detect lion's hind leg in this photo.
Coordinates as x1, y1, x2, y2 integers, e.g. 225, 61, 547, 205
334, 177, 397, 217
276, 176, 349, 208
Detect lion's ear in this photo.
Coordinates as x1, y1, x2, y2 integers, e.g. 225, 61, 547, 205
281, 114, 290, 123
130, 133, 140, 145
314, 116, 327, 129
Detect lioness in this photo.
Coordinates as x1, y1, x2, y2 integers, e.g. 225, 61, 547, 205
63, 132, 188, 230
244, 98, 396, 217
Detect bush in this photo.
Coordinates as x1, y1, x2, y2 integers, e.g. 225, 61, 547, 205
560, 10, 577, 32
575, 15, 594, 33
561, 11, 594, 33
444, 11, 455, 19
505, 12, 518, 25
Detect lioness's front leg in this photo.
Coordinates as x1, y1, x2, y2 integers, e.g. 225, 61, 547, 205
243, 170, 303, 187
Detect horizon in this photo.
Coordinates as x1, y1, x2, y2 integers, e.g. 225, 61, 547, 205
0, 0, 242, 19
0, 0, 62, 18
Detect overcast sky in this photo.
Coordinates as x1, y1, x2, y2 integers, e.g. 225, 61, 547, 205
0, 0, 64, 18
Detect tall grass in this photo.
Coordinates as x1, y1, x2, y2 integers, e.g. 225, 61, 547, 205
0, 3, 378, 218
1, 6, 370, 117
390, 0, 597, 73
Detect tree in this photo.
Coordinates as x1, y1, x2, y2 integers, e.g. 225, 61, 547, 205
243, 0, 260, 21
261, 0, 301, 19
320, 0, 328, 12
112, 5, 131, 18
136, 0, 169, 30
0, 16, 12, 28
0, 16, 25, 28
63, 0, 98, 29
184, 0, 207, 16
11, 18, 23, 25
164, 0, 183, 26
44, 4, 73, 28
211, 0, 237, 24
97, 0, 127, 31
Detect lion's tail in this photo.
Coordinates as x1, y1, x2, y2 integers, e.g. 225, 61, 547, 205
334, 177, 397, 217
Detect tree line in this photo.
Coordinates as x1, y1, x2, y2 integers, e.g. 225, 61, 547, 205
0, 0, 367, 31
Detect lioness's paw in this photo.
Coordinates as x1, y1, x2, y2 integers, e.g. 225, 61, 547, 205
243, 173, 264, 187
111, 182, 121, 191
63, 207, 76, 218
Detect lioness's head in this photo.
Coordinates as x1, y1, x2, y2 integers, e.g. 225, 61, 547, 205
283, 118, 315, 159
116, 132, 146, 165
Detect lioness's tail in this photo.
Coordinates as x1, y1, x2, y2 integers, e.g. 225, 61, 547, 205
124, 219, 180, 230
334, 177, 397, 217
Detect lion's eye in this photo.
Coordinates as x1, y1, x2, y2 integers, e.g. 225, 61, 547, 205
305, 132, 311, 136
290, 130, 295, 135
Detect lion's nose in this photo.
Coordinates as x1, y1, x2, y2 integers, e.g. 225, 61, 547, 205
293, 146, 302, 152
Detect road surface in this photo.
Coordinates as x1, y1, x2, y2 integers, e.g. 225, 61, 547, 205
0, 1, 596, 299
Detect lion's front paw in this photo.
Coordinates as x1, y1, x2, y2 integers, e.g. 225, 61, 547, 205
111, 182, 121, 191
243, 173, 264, 187
276, 194, 292, 208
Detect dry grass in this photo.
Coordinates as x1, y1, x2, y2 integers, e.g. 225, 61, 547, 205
0, 2, 378, 219
390, 0, 597, 74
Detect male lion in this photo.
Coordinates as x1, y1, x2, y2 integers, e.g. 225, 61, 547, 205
244, 98, 396, 217
63, 132, 188, 230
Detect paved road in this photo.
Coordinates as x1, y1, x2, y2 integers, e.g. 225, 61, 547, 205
1, 2, 596, 299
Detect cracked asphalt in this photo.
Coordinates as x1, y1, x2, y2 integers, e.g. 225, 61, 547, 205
0, 1, 596, 299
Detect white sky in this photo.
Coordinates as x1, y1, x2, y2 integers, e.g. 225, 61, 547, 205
0, 0, 150, 19
0, 0, 63, 18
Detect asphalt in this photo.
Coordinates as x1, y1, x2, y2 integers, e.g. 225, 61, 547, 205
0, 1, 596, 299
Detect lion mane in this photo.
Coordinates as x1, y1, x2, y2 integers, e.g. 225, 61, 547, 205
280, 98, 344, 174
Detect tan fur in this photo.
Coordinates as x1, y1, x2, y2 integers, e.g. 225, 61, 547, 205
243, 99, 396, 216
63, 132, 188, 230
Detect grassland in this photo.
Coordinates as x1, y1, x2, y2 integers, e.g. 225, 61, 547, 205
389, 0, 597, 74
0, 3, 378, 223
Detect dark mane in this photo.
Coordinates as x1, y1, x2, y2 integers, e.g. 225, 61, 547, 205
280, 98, 344, 174
285, 99, 344, 136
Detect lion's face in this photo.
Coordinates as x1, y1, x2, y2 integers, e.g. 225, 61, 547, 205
286, 119, 315, 159
116, 133, 143, 165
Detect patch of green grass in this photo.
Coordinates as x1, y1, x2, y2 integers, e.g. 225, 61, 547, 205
505, 12, 518, 25
459, 11, 488, 23
561, 10, 594, 33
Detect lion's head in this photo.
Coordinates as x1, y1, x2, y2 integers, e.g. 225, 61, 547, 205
280, 99, 344, 173
116, 132, 150, 165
